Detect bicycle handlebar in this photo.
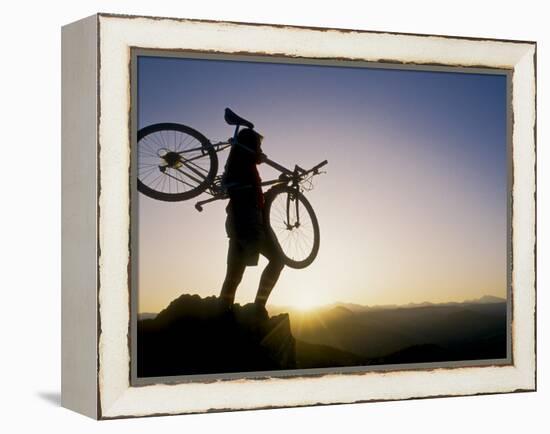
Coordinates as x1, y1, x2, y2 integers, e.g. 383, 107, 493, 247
262, 155, 328, 177
307, 160, 328, 174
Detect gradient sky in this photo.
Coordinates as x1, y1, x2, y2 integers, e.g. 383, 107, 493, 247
137, 55, 508, 313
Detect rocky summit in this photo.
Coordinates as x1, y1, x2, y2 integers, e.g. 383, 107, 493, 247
137, 294, 296, 378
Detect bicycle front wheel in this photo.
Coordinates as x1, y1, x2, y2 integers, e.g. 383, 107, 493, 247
137, 123, 218, 202
264, 185, 320, 269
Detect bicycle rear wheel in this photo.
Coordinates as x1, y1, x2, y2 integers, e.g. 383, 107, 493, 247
137, 123, 218, 202
264, 185, 320, 269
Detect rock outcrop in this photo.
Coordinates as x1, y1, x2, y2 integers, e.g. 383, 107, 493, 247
137, 294, 296, 378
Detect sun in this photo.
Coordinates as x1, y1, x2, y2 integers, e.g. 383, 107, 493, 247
290, 292, 325, 311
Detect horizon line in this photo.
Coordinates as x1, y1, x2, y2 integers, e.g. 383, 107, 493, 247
138, 293, 507, 315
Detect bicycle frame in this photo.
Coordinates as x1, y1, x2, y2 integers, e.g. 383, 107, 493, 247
168, 123, 327, 212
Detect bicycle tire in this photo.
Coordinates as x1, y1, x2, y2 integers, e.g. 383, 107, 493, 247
264, 184, 320, 269
137, 123, 218, 202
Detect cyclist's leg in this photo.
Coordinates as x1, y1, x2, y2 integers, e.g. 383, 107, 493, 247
255, 236, 284, 307
220, 238, 246, 307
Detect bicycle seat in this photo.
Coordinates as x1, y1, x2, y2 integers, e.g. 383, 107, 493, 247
224, 108, 255, 129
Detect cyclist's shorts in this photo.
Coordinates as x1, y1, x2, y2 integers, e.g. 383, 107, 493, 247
226, 231, 280, 267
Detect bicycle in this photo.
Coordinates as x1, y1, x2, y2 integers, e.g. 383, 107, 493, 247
137, 108, 328, 269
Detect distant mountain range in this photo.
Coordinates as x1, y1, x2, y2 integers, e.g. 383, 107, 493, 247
138, 295, 506, 320
336, 294, 505, 311
288, 299, 507, 364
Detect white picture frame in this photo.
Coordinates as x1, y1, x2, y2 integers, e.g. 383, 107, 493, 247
61, 13, 536, 419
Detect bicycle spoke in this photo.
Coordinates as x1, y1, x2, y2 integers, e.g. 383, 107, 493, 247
179, 131, 190, 152
149, 173, 163, 190
139, 166, 160, 179
173, 169, 187, 193
146, 133, 163, 150
162, 168, 196, 190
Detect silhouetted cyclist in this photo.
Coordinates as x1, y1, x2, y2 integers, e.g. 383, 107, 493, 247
219, 128, 284, 315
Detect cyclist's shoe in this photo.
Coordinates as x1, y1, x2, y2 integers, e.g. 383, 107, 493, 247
250, 303, 269, 322
237, 302, 269, 327
217, 297, 235, 317
251, 302, 269, 321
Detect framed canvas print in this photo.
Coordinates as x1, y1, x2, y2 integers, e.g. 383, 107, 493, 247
61, 13, 536, 419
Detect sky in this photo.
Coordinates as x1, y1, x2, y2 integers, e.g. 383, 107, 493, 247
136, 55, 508, 313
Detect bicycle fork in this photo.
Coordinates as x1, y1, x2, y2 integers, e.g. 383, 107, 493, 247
284, 186, 301, 229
